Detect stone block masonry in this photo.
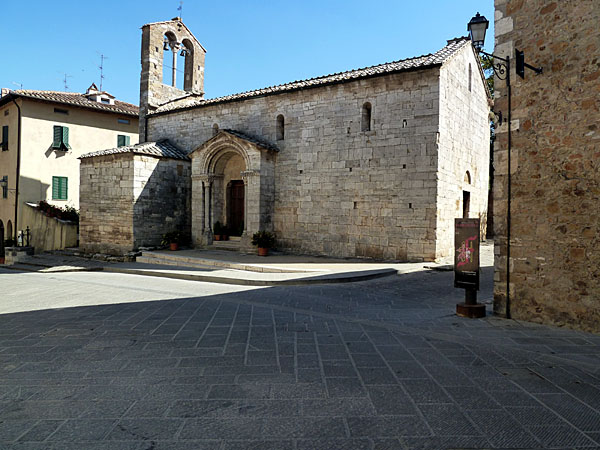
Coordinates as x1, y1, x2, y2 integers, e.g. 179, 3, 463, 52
493, 0, 600, 332
80, 153, 190, 255
148, 43, 489, 262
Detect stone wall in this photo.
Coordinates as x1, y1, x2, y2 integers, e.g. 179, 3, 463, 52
80, 154, 135, 255
493, 0, 600, 332
148, 43, 489, 261
132, 155, 191, 247
150, 69, 441, 261
80, 153, 191, 254
22, 203, 78, 252
437, 43, 491, 258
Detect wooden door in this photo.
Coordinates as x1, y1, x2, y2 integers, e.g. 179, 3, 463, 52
228, 180, 244, 236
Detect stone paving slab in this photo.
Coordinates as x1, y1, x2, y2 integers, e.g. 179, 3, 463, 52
1, 257, 599, 449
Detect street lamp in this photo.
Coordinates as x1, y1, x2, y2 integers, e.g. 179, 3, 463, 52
467, 12, 488, 50
466, 12, 542, 319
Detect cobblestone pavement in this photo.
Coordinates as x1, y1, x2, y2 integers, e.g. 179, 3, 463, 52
1, 267, 599, 449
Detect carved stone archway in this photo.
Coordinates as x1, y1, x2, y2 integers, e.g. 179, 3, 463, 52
189, 130, 278, 248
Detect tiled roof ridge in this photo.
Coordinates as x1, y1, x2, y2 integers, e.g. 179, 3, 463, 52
152, 37, 470, 115
79, 139, 189, 161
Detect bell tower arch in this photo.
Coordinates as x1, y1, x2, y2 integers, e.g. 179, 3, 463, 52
139, 17, 206, 139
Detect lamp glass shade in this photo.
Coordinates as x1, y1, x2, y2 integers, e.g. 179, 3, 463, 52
468, 12, 489, 47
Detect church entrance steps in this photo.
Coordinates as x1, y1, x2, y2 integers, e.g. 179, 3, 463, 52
208, 240, 242, 252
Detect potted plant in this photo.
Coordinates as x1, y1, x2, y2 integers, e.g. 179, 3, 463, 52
161, 231, 181, 251
213, 221, 223, 241
251, 230, 275, 256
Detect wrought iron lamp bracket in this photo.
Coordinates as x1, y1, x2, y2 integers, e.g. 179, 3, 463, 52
478, 50, 509, 81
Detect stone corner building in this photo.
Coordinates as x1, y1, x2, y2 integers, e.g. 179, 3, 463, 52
80, 17, 491, 262
493, 1, 600, 332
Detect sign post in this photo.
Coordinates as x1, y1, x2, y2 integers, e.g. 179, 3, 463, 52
454, 218, 485, 318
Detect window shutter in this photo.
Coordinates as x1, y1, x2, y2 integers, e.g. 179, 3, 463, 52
117, 135, 125, 147
52, 176, 59, 198
52, 126, 62, 149
52, 176, 68, 200
1, 126, 8, 150
61, 177, 68, 200
62, 127, 71, 149
125, 135, 130, 146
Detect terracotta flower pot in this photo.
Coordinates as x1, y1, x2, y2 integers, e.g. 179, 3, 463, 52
258, 247, 269, 257
170, 242, 179, 251
214, 235, 221, 241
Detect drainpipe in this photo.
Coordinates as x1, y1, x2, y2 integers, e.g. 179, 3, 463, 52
11, 97, 21, 242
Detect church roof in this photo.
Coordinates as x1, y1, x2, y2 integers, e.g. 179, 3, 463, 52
152, 37, 471, 115
0, 89, 138, 116
79, 140, 189, 161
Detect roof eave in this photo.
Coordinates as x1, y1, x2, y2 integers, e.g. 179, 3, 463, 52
1, 92, 139, 117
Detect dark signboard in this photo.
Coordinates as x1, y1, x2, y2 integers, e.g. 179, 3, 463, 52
454, 218, 480, 290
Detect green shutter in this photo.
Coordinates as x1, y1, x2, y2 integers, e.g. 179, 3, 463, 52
62, 177, 68, 199
117, 135, 125, 147
1, 126, 8, 150
52, 126, 62, 149
125, 135, 130, 146
52, 176, 68, 200
62, 127, 71, 149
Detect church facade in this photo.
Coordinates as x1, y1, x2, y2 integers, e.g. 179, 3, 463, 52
80, 18, 491, 262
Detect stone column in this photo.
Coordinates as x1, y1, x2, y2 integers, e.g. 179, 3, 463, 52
196, 174, 215, 245
240, 170, 260, 250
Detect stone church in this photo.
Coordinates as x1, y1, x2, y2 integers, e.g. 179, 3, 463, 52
80, 18, 491, 262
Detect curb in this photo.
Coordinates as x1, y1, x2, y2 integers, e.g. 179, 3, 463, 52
102, 266, 398, 286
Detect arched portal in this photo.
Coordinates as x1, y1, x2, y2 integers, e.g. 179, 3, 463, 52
190, 130, 278, 247
213, 151, 247, 235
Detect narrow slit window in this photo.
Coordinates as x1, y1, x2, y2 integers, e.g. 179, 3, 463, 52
468, 63, 472, 92
361, 102, 372, 132
276, 114, 284, 140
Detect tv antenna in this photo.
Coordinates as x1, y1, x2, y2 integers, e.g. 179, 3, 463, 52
11, 81, 23, 90
62, 73, 72, 91
98, 54, 109, 91
177, 1, 183, 18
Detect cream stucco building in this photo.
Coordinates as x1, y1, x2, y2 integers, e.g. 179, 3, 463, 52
0, 85, 138, 251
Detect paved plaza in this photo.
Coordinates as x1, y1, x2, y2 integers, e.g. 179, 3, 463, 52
1, 259, 600, 449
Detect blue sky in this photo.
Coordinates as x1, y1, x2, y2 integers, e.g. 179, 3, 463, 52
2, 1, 494, 105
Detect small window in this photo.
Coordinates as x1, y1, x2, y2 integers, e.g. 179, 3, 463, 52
52, 176, 68, 200
465, 171, 471, 184
117, 135, 131, 147
101, 98, 110, 104
4, 110, 9, 116
1, 125, 8, 151
1, 175, 7, 198
276, 115, 284, 140
52, 126, 71, 151
361, 102, 371, 132
54, 108, 69, 115
118, 118, 130, 125
213, 123, 219, 136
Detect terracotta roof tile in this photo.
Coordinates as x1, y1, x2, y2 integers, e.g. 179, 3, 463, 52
153, 37, 471, 115
79, 140, 188, 160
8, 90, 138, 116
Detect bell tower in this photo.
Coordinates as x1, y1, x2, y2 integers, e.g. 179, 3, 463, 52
139, 17, 206, 140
